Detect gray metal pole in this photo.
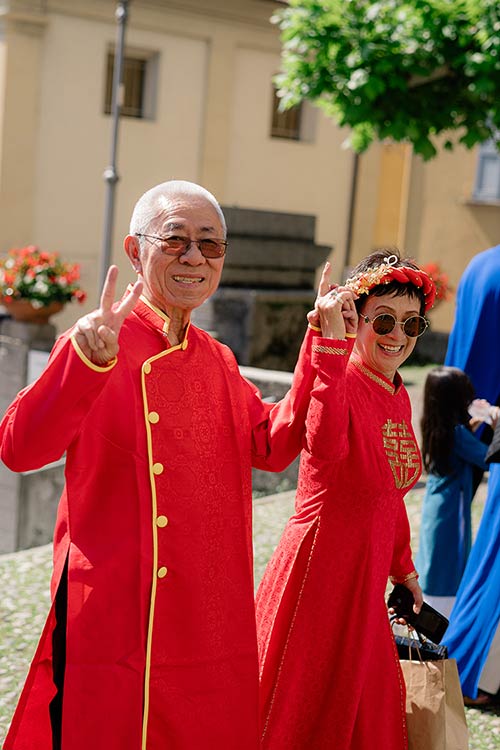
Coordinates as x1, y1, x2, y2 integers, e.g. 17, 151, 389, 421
98, 0, 130, 297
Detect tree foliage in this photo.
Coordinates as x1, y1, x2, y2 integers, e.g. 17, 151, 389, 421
273, 0, 500, 159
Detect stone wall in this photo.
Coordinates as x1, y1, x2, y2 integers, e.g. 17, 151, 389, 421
240, 366, 300, 496
192, 205, 331, 371
407, 329, 448, 365
0, 316, 60, 552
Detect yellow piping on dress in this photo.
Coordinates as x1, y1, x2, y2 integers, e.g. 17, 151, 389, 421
261, 517, 321, 742
140, 340, 184, 750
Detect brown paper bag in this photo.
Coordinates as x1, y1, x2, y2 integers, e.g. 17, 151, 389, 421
400, 658, 469, 750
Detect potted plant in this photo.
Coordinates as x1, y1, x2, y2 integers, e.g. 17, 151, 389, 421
0, 245, 87, 323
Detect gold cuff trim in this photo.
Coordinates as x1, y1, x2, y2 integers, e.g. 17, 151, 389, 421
312, 344, 348, 355
308, 323, 322, 332
390, 571, 419, 585
71, 335, 118, 372
345, 332, 357, 338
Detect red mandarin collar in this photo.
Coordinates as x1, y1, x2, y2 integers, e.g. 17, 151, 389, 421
350, 354, 404, 395
125, 286, 191, 344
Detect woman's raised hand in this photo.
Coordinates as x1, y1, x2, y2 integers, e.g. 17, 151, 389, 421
73, 265, 143, 365
307, 262, 358, 339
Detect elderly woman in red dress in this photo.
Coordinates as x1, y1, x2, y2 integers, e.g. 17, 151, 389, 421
256, 250, 436, 750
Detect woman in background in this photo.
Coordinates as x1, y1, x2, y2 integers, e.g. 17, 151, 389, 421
416, 366, 497, 618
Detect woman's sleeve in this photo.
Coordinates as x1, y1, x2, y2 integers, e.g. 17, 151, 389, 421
0, 333, 117, 472
454, 424, 489, 470
389, 497, 416, 582
249, 332, 353, 471
300, 336, 353, 462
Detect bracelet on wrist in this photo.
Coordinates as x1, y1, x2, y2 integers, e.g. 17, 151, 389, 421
390, 571, 419, 585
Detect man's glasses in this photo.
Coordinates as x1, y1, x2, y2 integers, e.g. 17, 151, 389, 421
135, 234, 227, 259
362, 313, 429, 338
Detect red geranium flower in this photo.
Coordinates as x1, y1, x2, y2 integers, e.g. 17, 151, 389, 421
421, 262, 454, 307
0, 245, 86, 308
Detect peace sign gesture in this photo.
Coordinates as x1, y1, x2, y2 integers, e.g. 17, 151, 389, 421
307, 262, 358, 339
74, 265, 143, 365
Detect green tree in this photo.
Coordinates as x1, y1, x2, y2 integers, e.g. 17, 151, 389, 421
273, 0, 500, 159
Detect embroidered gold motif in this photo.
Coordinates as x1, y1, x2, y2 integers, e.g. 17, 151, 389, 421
382, 419, 420, 489
312, 344, 348, 355
352, 358, 395, 394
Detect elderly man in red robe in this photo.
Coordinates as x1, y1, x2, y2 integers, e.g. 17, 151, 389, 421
0, 180, 350, 750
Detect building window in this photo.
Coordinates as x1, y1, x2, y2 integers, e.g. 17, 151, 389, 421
270, 86, 303, 140
473, 138, 500, 202
104, 48, 158, 120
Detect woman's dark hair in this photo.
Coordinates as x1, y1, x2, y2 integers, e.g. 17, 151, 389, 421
351, 248, 426, 316
420, 366, 475, 475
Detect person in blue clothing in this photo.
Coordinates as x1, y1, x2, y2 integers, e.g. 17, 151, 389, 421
445, 244, 500, 407
443, 243, 500, 706
416, 366, 498, 619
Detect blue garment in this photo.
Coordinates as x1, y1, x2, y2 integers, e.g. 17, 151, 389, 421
416, 425, 488, 597
445, 244, 500, 404
443, 463, 500, 697
443, 244, 500, 697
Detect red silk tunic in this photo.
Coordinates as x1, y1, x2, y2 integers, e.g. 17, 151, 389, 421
256, 341, 421, 750
1, 298, 322, 750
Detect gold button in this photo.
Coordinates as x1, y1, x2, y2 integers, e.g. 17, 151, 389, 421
156, 515, 168, 527
157, 566, 168, 578
148, 411, 160, 424
143, 362, 151, 374
152, 462, 164, 475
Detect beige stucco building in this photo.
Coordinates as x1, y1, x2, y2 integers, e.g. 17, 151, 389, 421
0, 0, 499, 334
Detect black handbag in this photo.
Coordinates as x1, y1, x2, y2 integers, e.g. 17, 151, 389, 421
391, 618, 448, 661
394, 632, 448, 661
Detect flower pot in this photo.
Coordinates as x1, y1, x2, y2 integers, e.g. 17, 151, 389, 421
2, 298, 65, 323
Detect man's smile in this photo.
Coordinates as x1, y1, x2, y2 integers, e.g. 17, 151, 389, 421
172, 275, 204, 284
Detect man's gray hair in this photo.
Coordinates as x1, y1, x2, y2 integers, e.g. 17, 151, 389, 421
129, 180, 227, 238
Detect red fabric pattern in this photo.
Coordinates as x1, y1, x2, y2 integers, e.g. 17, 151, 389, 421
0, 301, 321, 750
256, 341, 420, 749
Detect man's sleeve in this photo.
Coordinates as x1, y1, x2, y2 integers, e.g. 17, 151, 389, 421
0, 333, 117, 472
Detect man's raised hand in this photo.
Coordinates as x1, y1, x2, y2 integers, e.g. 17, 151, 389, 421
74, 266, 143, 365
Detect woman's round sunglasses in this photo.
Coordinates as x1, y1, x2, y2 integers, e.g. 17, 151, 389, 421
362, 313, 429, 338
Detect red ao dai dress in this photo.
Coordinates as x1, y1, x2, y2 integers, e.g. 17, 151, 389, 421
1, 298, 327, 750
256, 337, 421, 750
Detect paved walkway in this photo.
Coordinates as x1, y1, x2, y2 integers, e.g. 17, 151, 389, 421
252, 479, 499, 750
1, 364, 499, 746
1, 477, 498, 747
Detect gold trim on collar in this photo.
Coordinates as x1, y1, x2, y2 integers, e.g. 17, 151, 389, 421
351, 357, 395, 394
139, 295, 171, 334
139, 295, 191, 345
